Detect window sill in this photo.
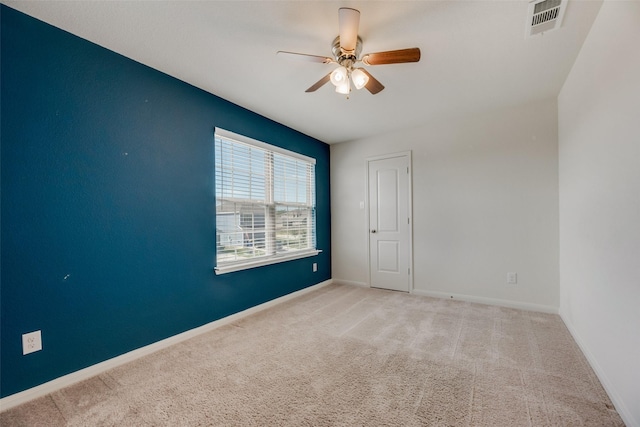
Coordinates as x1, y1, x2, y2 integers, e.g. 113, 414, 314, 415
214, 250, 321, 275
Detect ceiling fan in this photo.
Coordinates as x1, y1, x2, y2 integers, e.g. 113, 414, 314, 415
277, 7, 421, 97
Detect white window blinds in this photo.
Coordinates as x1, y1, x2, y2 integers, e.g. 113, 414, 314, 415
214, 129, 317, 273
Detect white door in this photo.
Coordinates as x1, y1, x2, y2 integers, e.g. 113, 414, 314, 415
368, 153, 412, 292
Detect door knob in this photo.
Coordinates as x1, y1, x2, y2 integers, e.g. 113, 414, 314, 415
371, 229, 377, 233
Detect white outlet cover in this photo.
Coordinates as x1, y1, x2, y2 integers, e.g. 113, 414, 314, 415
23, 330, 42, 355
507, 272, 518, 284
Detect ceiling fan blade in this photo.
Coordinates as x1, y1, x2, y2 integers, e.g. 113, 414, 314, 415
277, 51, 334, 64
305, 72, 332, 92
358, 68, 385, 94
362, 48, 421, 66
338, 7, 360, 53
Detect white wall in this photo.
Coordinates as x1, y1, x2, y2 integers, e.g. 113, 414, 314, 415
558, 2, 640, 426
332, 98, 559, 311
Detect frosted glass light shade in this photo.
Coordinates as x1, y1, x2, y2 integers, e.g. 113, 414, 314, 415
351, 68, 369, 90
335, 80, 350, 94
330, 66, 348, 86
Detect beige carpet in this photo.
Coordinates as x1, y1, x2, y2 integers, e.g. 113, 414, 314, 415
1, 283, 624, 426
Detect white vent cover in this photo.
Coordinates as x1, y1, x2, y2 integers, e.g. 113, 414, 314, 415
526, 0, 567, 38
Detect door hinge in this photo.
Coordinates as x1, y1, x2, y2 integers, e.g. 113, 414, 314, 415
408, 268, 411, 275
407, 167, 409, 174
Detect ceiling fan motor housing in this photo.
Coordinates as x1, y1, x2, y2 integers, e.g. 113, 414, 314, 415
332, 36, 363, 66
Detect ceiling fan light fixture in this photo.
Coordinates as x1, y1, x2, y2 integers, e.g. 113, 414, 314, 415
351, 68, 369, 90
335, 79, 350, 95
330, 66, 348, 87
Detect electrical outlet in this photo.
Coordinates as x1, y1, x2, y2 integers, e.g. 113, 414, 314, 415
22, 330, 42, 355
507, 272, 518, 285
313, 263, 318, 272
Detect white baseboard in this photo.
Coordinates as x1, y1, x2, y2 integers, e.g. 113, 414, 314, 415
0, 279, 333, 412
412, 288, 558, 314
560, 312, 637, 427
332, 279, 369, 288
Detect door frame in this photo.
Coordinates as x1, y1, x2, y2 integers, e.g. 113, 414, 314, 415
365, 151, 414, 293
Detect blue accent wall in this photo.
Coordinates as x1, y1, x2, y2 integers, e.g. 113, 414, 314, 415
0, 5, 331, 398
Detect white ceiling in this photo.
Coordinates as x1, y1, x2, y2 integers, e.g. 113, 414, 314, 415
4, 0, 603, 144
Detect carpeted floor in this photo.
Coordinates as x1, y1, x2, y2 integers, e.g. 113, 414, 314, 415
0, 283, 624, 426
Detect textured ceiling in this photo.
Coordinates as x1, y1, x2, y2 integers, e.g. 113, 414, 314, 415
4, 1, 603, 144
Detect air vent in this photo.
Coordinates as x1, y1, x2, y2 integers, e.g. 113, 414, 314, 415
526, 0, 567, 38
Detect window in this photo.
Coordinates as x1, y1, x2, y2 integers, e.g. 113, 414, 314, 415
214, 128, 318, 274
